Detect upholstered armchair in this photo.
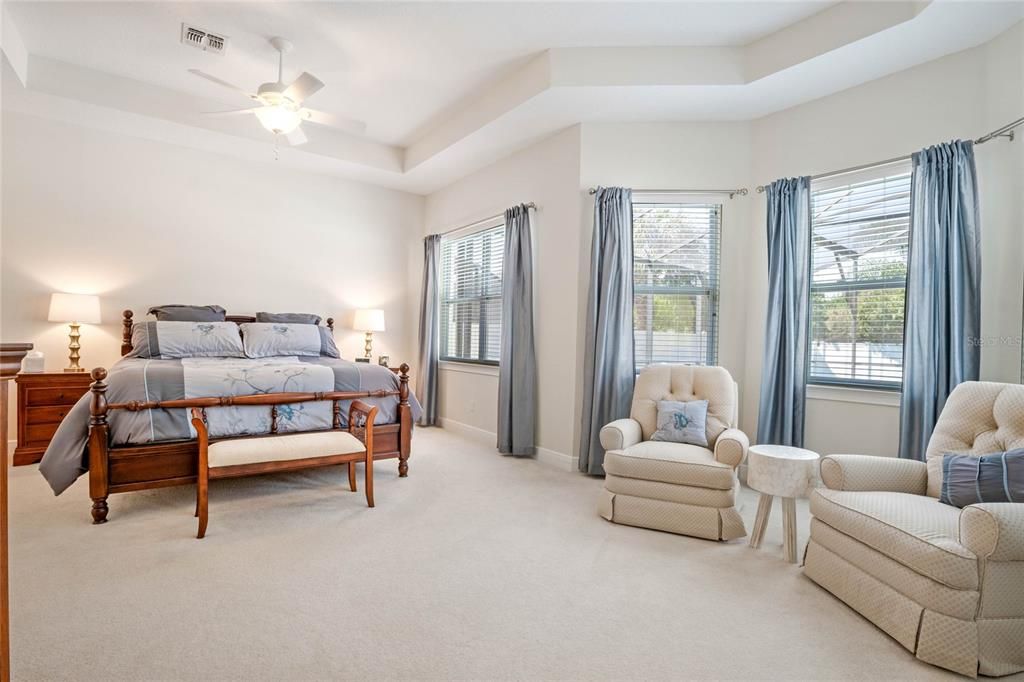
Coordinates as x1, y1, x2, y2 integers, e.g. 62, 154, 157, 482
804, 381, 1024, 678
597, 365, 748, 541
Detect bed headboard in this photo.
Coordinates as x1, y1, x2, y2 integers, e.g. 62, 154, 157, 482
120, 310, 335, 356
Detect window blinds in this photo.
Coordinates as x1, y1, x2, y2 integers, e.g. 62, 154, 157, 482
809, 164, 911, 388
439, 222, 505, 364
632, 201, 721, 371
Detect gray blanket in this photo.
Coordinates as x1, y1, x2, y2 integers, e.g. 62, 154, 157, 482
39, 356, 421, 495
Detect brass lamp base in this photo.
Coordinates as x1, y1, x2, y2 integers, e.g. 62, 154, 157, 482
364, 331, 374, 360
65, 322, 85, 372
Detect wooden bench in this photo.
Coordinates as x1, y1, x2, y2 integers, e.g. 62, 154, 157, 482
190, 400, 378, 539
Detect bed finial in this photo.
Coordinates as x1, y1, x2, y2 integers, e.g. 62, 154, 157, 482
121, 310, 134, 356
326, 317, 334, 332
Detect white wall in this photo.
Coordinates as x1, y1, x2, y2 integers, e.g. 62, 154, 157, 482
2, 99, 424, 436
421, 126, 583, 466
745, 22, 1024, 456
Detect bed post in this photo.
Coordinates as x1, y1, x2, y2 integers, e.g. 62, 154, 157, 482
398, 363, 411, 477
120, 310, 134, 356
88, 367, 110, 524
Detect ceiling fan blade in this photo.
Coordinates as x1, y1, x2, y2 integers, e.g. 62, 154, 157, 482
188, 69, 258, 101
202, 107, 263, 117
285, 127, 308, 146
283, 72, 324, 104
301, 109, 366, 136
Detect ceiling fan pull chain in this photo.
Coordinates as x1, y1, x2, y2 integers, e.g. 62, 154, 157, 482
274, 135, 280, 161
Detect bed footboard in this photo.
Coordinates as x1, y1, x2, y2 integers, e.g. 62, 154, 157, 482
86, 363, 414, 524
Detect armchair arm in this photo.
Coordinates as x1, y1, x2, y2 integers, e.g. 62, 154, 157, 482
819, 455, 927, 494
960, 503, 1024, 562
713, 428, 748, 468
600, 419, 643, 451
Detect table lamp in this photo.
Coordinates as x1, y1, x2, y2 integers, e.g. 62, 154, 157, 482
352, 309, 385, 360
48, 293, 101, 372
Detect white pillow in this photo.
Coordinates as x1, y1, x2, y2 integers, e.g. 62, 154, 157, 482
240, 322, 338, 358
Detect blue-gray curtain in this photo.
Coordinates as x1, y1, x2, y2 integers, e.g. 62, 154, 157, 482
416, 234, 442, 426
578, 187, 635, 475
899, 140, 981, 460
757, 177, 812, 447
498, 204, 537, 456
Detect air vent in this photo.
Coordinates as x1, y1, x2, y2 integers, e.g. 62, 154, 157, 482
180, 23, 228, 54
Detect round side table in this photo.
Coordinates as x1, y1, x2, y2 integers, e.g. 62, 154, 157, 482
746, 444, 820, 563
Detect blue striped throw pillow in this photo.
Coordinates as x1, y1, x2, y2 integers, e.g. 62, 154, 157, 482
939, 449, 1024, 508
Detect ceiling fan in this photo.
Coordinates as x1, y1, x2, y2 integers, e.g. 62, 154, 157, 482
189, 36, 366, 146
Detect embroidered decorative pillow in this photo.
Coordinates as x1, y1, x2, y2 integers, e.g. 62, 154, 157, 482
255, 312, 323, 325
147, 304, 226, 322
940, 450, 1024, 507
650, 400, 709, 447
240, 323, 340, 359
127, 321, 244, 359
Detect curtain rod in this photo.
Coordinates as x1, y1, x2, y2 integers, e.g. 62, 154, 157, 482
588, 188, 748, 199
755, 114, 1024, 193
436, 202, 536, 237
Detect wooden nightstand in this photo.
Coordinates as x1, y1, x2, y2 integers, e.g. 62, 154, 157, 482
14, 372, 92, 466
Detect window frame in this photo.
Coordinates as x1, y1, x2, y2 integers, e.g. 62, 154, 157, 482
630, 194, 723, 372
438, 219, 505, 367
806, 162, 911, 392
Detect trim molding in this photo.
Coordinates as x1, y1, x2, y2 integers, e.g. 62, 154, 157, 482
439, 361, 499, 377
437, 417, 577, 472
807, 384, 901, 407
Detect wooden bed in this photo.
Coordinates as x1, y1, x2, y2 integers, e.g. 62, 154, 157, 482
85, 310, 412, 524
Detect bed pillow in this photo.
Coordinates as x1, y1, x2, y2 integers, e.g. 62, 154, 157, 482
148, 304, 226, 322
255, 312, 323, 326
240, 323, 339, 358
650, 400, 709, 447
127, 321, 244, 359
939, 450, 1024, 507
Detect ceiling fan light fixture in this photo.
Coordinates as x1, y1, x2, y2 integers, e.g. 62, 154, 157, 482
255, 104, 302, 135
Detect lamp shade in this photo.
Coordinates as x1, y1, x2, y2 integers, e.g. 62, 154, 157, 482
48, 293, 101, 324
352, 308, 386, 332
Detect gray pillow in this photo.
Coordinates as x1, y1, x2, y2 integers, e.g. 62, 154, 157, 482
148, 304, 226, 322
127, 321, 244, 359
650, 400, 709, 447
940, 450, 1024, 507
240, 323, 339, 358
256, 312, 323, 325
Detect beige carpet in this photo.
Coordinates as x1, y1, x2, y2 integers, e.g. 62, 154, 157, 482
7, 427, 989, 681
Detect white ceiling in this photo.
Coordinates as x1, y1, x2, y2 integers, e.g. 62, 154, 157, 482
3, 1, 1023, 194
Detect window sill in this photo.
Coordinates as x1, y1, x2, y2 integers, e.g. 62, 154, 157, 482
807, 384, 901, 407
439, 361, 500, 377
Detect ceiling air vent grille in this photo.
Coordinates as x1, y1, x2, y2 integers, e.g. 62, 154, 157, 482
180, 23, 228, 55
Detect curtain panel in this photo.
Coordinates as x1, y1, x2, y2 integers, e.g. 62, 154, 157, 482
756, 177, 812, 448
416, 234, 442, 426
899, 140, 981, 460
578, 187, 635, 475
498, 204, 538, 456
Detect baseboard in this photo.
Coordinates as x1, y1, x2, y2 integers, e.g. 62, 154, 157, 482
436, 417, 578, 472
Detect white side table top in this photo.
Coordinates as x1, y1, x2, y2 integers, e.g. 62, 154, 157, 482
747, 444, 820, 499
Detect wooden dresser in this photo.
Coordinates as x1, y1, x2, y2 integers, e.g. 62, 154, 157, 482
14, 372, 92, 466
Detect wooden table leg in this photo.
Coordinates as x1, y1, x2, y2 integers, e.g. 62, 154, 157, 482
782, 497, 798, 563
748, 493, 773, 549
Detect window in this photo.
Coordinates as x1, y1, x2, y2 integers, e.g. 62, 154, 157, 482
439, 222, 504, 364
632, 199, 721, 371
809, 162, 911, 389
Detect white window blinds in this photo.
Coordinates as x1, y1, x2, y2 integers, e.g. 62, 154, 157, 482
439, 222, 505, 364
632, 200, 721, 371
809, 162, 911, 388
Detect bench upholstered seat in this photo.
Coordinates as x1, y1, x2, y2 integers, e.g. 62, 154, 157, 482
208, 431, 366, 468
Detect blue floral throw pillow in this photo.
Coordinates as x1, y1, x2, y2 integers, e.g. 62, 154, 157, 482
940, 449, 1024, 507
651, 400, 709, 447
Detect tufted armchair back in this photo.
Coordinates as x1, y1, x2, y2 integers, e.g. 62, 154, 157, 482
925, 381, 1024, 497
630, 365, 738, 447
